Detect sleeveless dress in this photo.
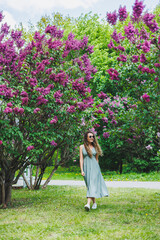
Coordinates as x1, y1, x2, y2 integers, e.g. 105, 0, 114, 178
82, 145, 109, 198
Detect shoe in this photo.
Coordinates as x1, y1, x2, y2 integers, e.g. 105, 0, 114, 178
84, 204, 90, 211
92, 203, 97, 209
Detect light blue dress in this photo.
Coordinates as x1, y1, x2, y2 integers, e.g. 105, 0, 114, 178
83, 145, 109, 198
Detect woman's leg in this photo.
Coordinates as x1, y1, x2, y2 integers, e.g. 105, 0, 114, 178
92, 197, 96, 203
87, 197, 92, 205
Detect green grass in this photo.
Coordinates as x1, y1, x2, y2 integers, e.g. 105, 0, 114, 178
41, 166, 160, 181
0, 186, 160, 239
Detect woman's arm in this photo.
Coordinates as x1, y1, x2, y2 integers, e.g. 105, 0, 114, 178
79, 145, 85, 176
96, 154, 99, 163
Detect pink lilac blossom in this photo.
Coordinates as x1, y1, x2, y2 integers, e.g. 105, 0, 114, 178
50, 116, 58, 124
154, 63, 160, 68
67, 106, 76, 113
102, 117, 108, 123
97, 91, 107, 99
27, 146, 34, 151
21, 97, 28, 105
7, 102, 13, 107
51, 141, 57, 146
142, 93, 150, 102
37, 95, 48, 105
20, 91, 28, 97
0, 140, 3, 145
106, 11, 118, 25
118, 45, 125, 51
146, 145, 152, 150
154, 77, 158, 82
111, 119, 117, 125
18, 108, 24, 114
103, 132, 110, 138
4, 107, 13, 113
118, 6, 128, 22
34, 108, 40, 113
157, 132, 160, 138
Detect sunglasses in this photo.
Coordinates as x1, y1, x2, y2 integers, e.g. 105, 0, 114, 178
89, 135, 95, 139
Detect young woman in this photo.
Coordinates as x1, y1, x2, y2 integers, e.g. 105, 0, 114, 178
79, 131, 109, 211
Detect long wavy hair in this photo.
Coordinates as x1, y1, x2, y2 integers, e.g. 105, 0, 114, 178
84, 131, 103, 158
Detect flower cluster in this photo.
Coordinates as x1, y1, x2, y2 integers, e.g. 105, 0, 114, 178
107, 68, 119, 80
132, 0, 145, 22
106, 11, 118, 25
97, 91, 107, 99
51, 140, 57, 146
50, 116, 58, 124
103, 132, 110, 138
67, 105, 76, 113
117, 54, 127, 62
143, 13, 159, 33
45, 25, 64, 39
132, 55, 139, 63
27, 146, 34, 151
142, 93, 150, 102
142, 40, 151, 53
124, 22, 136, 41
118, 6, 128, 22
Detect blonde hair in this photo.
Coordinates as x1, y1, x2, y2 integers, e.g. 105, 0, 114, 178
84, 131, 103, 158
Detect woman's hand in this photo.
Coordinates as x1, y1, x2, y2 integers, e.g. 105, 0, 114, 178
81, 171, 85, 176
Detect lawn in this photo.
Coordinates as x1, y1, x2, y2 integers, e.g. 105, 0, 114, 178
0, 186, 160, 240
42, 166, 160, 181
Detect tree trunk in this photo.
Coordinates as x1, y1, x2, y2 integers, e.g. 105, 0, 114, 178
0, 170, 15, 208
119, 160, 123, 174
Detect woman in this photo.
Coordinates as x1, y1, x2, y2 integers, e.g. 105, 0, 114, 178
79, 131, 109, 211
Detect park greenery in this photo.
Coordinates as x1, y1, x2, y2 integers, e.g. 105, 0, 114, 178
0, 0, 160, 207
0, 186, 160, 239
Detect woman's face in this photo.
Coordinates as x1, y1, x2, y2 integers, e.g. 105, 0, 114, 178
87, 133, 95, 143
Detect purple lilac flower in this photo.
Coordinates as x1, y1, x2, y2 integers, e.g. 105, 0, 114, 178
106, 11, 118, 25
142, 40, 151, 53
111, 119, 117, 125
154, 63, 160, 68
117, 54, 127, 62
51, 141, 57, 146
108, 40, 114, 49
1, 23, 10, 35
118, 6, 128, 22
107, 68, 119, 80
0, 11, 4, 22
34, 108, 40, 113
146, 145, 152, 150
21, 97, 28, 105
140, 27, 150, 40
127, 138, 133, 144
124, 22, 136, 41
27, 146, 34, 151
132, 55, 139, 63
103, 132, 110, 138
142, 93, 150, 102
20, 91, 28, 97
143, 13, 159, 33
154, 77, 158, 82
140, 53, 147, 63
132, 0, 145, 22
0, 140, 3, 145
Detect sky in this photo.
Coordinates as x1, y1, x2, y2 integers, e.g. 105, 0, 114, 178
0, 0, 160, 28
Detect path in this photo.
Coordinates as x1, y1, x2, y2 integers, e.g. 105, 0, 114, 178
13, 179, 160, 189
